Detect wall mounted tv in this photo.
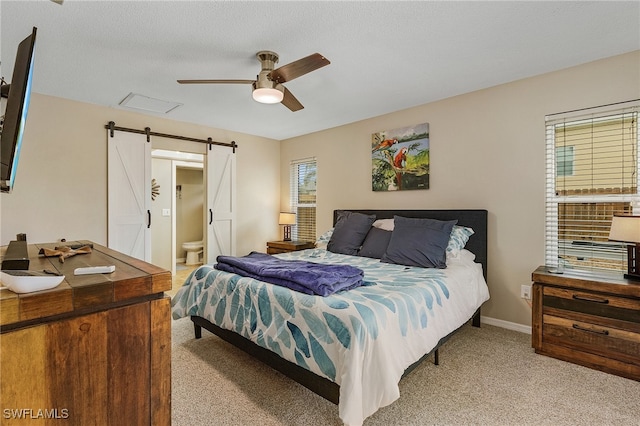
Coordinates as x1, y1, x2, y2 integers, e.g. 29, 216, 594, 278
1, 27, 37, 193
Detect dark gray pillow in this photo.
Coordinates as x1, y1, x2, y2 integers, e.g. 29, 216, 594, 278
381, 216, 457, 268
327, 211, 376, 255
358, 227, 392, 259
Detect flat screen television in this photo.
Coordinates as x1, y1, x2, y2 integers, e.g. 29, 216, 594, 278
1, 27, 37, 193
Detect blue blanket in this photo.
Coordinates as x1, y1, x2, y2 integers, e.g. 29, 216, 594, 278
214, 251, 364, 296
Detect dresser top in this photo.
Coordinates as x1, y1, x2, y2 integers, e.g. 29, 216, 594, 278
532, 265, 640, 298
1, 240, 171, 330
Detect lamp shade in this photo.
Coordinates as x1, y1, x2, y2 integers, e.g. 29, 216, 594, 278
608, 215, 640, 244
279, 212, 296, 225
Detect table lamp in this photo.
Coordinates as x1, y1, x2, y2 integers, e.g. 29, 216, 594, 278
608, 214, 640, 281
279, 212, 296, 241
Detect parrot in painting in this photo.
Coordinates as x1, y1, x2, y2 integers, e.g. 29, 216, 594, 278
372, 138, 398, 152
393, 147, 408, 169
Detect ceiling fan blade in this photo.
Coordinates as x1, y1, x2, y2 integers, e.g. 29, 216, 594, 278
269, 53, 330, 83
177, 79, 255, 85
50, 0, 64, 4
281, 87, 304, 112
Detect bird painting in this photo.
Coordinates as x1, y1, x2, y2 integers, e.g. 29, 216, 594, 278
371, 122, 430, 192
393, 147, 408, 169
372, 138, 398, 152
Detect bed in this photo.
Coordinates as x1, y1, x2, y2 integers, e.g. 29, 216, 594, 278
171, 209, 489, 426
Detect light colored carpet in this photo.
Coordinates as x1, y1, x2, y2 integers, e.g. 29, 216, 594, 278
171, 317, 640, 425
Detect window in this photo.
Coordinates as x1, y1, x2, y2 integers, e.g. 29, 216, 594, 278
545, 100, 639, 275
555, 146, 574, 176
289, 158, 316, 241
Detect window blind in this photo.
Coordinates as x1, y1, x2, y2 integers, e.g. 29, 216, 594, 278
289, 157, 317, 242
545, 100, 639, 275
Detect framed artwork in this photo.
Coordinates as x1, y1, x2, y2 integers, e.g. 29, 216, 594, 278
371, 122, 429, 191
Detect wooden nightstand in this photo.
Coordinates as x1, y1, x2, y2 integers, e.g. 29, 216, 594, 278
266, 240, 315, 254
531, 266, 640, 381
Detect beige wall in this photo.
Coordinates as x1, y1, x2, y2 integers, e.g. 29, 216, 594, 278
176, 167, 204, 258
0, 93, 282, 256
280, 51, 640, 328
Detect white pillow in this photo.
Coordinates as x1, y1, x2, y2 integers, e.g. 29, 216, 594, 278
446, 248, 476, 263
372, 218, 394, 231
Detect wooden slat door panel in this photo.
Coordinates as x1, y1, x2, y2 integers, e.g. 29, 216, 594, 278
107, 302, 151, 426
0, 326, 49, 425
150, 297, 171, 426
47, 312, 108, 425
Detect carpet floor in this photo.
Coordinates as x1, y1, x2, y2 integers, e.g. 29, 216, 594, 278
171, 317, 640, 425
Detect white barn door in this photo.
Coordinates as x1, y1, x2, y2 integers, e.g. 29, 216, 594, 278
107, 130, 151, 261
206, 144, 236, 263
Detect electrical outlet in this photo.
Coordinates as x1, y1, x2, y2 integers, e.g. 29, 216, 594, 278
521, 284, 532, 300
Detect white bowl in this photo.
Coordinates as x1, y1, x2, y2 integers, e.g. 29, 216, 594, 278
0, 270, 65, 294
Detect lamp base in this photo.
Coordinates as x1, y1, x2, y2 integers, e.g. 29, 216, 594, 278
623, 273, 640, 282
283, 225, 292, 242
626, 245, 640, 283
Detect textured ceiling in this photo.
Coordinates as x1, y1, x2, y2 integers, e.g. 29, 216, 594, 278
1, 1, 639, 140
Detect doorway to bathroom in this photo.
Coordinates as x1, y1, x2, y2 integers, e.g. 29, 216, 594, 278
151, 149, 204, 276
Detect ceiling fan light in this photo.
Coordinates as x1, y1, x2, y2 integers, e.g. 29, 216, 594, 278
252, 87, 284, 104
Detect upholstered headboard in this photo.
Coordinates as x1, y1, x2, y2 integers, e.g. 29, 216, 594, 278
333, 209, 488, 281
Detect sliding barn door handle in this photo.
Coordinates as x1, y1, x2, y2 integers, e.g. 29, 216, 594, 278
147, 210, 151, 228
209, 209, 213, 225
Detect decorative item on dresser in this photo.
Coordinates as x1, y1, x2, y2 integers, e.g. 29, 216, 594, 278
531, 266, 640, 381
266, 240, 315, 254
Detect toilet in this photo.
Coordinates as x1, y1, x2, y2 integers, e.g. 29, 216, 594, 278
182, 240, 203, 265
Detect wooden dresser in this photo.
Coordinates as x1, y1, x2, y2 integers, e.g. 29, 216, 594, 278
531, 266, 640, 381
0, 241, 172, 425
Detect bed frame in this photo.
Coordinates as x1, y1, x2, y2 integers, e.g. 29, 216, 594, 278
191, 209, 488, 404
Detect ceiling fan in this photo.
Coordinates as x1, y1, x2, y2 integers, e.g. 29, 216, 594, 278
177, 51, 330, 112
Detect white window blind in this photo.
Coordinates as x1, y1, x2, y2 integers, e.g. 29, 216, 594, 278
289, 157, 316, 242
545, 100, 640, 275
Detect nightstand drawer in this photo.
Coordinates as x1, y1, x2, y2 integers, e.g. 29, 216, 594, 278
543, 314, 640, 363
267, 247, 290, 254
543, 286, 640, 323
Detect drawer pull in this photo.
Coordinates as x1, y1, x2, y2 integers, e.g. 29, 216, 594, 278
572, 323, 609, 336
571, 294, 609, 304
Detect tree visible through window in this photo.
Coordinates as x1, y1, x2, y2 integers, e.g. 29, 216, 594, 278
290, 158, 316, 242
545, 101, 639, 275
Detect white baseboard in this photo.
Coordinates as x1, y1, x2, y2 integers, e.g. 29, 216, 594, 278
481, 315, 532, 334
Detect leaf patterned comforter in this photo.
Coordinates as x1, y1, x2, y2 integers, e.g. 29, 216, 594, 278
171, 248, 490, 426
